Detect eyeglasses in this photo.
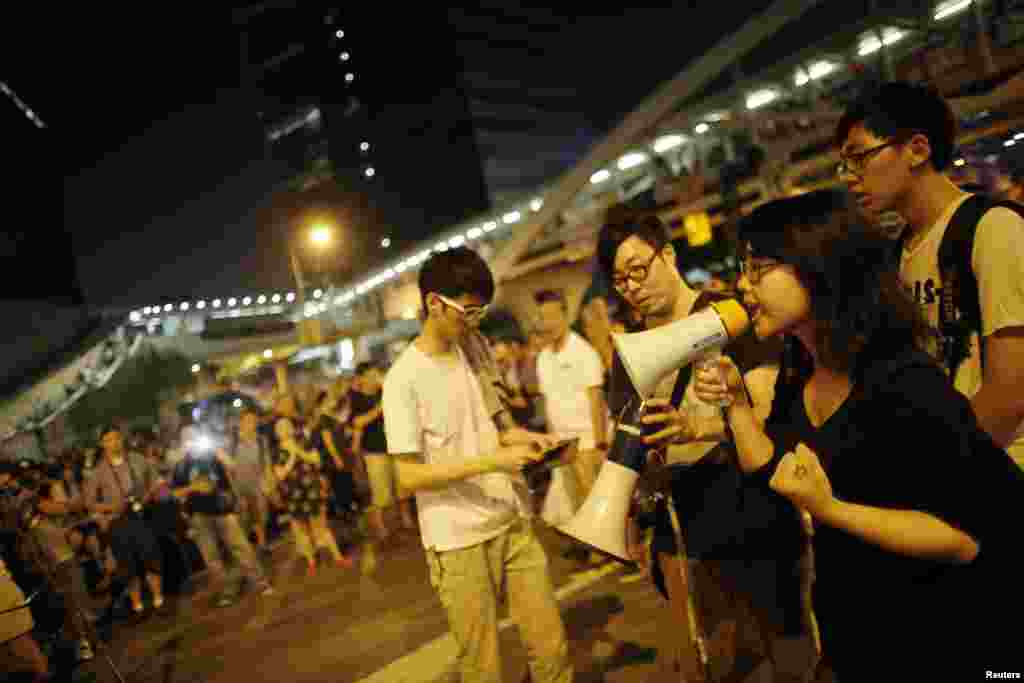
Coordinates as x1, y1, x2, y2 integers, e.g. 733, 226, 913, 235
612, 251, 661, 293
435, 294, 488, 325
739, 258, 783, 284
836, 139, 907, 177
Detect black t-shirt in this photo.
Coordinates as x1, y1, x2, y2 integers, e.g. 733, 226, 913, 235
755, 346, 1022, 677
351, 390, 387, 453
171, 456, 232, 516
314, 414, 351, 468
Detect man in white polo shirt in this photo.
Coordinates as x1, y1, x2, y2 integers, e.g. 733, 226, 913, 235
534, 289, 609, 528
383, 247, 572, 683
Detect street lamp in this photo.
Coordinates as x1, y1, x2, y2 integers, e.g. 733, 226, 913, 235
289, 221, 337, 347
290, 223, 335, 306
310, 224, 332, 247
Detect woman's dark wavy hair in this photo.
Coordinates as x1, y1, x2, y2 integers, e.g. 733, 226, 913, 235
738, 189, 935, 377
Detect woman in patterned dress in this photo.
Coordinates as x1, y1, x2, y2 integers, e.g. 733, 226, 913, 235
272, 417, 351, 575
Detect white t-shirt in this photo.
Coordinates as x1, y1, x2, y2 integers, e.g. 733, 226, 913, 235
383, 342, 531, 552
900, 194, 1024, 466
537, 332, 605, 448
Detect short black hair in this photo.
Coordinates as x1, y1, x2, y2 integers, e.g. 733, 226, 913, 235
836, 81, 958, 171
418, 246, 495, 313
596, 211, 673, 278
533, 289, 567, 310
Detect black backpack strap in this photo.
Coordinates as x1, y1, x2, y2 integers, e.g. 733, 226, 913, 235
938, 196, 1024, 373
670, 363, 692, 409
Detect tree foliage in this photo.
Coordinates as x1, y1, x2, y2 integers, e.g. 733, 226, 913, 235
67, 345, 195, 438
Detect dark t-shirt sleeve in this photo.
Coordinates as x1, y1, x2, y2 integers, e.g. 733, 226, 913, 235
869, 366, 1024, 553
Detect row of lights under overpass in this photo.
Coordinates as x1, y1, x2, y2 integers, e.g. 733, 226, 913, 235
131, 0, 983, 327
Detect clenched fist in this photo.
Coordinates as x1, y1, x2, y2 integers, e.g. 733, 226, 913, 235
769, 443, 834, 519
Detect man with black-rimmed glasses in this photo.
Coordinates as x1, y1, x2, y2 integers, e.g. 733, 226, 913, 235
837, 81, 1024, 470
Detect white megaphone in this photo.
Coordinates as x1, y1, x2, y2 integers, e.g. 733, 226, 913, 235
557, 299, 750, 561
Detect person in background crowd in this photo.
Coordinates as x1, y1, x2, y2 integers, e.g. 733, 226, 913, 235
83, 427, 166, 618
596, 211, 802, 682
534, 289, 609, 537
521, 328, 549, 432
489, 333, 534, 428
171, 427, 273, 607
272, 417, 351, 575
228, 410, 272, 555
58, 452, 108, 572
836, 81, 1024, 470
314, 388, 358, 526
351, 362, 416, 541
698, 189, 1022, 679
1, 554, 51, 682
383, 246, 570, 683
30, 479, 98, 662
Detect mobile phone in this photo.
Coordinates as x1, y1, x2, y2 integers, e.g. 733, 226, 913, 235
522, 438, 579, 478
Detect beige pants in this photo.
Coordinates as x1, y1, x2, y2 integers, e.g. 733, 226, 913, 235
364, 452, 395, 508
425, 520, 572, 683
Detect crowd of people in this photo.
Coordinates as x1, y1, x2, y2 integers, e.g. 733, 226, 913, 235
3, 80, 1023, 682
0, 359, 428, 681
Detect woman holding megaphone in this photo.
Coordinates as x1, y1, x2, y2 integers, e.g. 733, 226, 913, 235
694, 190, 1022, 681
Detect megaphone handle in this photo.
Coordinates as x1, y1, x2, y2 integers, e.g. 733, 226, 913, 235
665, 497, 710, 678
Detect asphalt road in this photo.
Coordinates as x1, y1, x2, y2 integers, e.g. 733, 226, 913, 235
71, 521, 823, 683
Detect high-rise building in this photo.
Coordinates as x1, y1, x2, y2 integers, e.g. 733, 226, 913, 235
236, 4, 491, 284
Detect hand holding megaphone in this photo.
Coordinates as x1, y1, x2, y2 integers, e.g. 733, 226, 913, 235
640, 398, 694, 446
693, 354, 746, 407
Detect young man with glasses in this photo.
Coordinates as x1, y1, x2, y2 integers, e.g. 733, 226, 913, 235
382, 247, 571, 683
837, 81, 1024, 469
596, 213, 808, 682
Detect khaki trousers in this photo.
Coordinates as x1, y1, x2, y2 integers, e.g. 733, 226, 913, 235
192, 513, 269, 593
425, 520, 572, 683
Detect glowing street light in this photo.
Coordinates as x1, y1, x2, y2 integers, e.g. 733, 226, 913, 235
310, 224, 332, 246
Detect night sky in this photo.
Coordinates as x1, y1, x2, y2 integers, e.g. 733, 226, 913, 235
5, 3, 787, 388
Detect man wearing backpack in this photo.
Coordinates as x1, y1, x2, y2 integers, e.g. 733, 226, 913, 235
837, 81, 1024, 469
